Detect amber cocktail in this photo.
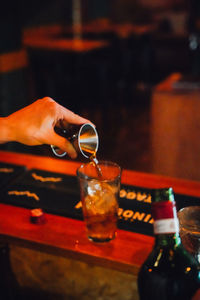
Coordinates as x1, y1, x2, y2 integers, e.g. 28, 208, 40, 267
77, 161, 121, 243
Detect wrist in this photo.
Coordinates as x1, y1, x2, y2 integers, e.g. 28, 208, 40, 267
0, 117, 14, 144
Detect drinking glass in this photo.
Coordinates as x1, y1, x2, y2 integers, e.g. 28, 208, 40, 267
178, 206, 200, 263
77, 161, 121, 243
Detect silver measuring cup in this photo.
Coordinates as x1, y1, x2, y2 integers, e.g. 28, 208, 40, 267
51, 123, 99, 158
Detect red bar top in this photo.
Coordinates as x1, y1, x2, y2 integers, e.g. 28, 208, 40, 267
23, 37, 109, 52
0, 150, 200, 275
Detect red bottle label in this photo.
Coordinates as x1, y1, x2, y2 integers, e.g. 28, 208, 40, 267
152, 201, 177, 220
152, 201, 179, 234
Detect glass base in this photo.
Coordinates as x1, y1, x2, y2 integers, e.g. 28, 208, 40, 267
87, 233, 116, 243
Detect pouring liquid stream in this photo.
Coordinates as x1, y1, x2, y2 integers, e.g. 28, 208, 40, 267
90, 153, 103, 179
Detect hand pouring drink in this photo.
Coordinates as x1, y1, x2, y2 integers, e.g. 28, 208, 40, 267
52, 122, 121, 242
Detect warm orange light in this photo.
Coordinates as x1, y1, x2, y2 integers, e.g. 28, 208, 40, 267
0, 49, 28, 73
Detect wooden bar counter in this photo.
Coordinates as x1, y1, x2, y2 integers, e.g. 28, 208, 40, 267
0, 150, 200, 299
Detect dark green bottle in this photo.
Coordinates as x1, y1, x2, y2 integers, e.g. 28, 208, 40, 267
137, 188, 200, 300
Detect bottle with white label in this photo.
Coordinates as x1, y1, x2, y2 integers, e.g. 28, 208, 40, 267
137, 187, 200, 300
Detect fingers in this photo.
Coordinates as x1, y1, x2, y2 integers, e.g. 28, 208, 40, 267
50, 132, 77, 159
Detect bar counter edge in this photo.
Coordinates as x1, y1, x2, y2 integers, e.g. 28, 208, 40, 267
0, 150, 200, 276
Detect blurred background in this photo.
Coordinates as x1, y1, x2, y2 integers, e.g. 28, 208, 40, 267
1, 0, 200, 181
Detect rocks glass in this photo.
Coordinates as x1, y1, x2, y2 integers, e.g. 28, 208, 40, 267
77, 161, 121, 243
178, 206, 200, 264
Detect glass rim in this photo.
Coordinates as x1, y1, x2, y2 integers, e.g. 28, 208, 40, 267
76, 160, 121, 182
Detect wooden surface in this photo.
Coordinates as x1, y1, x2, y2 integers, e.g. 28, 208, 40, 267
23, 37, 109, 52
1, 150, 200, 275
151, 73, 200, 181
22, 22, 155, 54
153, 72, 182, 92
23, 23, 156, 41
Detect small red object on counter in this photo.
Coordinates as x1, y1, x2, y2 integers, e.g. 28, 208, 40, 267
30, 208, 46, 224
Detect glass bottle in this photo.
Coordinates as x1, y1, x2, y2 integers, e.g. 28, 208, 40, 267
137, 188, 200, 300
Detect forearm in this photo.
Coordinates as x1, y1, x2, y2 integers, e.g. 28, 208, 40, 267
0, 117, 13, 144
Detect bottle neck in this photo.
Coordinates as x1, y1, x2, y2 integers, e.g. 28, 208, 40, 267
155, 232, 181, 248
152, 192, 181, 248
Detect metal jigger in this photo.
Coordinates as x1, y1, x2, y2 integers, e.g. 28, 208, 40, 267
51, 123, 99, 158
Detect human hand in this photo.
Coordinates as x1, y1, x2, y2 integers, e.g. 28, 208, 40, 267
2, 97, 91, 158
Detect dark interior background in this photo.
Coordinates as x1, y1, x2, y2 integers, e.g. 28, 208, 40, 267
1, 0, 199, 180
